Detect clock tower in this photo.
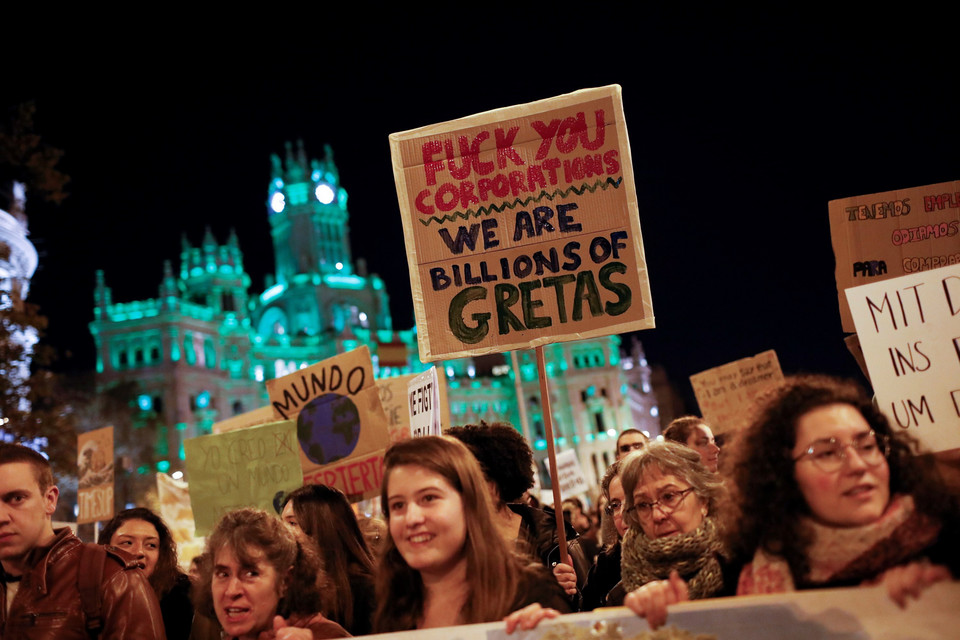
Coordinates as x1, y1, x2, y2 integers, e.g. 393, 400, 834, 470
267, 140, 353, 283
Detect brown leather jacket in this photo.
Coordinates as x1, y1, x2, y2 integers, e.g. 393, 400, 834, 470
0, 528, 167, 639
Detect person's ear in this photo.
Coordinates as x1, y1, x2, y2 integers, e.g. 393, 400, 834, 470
44, 486, 59, 517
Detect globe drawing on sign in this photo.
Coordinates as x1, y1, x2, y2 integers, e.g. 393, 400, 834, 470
297, 393, 361, 465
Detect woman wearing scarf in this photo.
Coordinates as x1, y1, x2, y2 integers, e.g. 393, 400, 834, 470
728, 375, 959, 602
620, 441, 728, 628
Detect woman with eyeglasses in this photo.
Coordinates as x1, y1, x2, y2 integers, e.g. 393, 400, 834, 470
620, 441, 728, 628
581, 460, 629, 610
729, 375, 959, 606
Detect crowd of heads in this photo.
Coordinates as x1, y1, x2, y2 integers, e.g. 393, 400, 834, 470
2, 372, 956, 637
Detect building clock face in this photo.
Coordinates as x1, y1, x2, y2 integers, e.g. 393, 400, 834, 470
270, 191, 286, 213
315, 183, 335, 204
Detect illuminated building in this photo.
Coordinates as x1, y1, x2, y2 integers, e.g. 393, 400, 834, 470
90, 142, 658, 489
0, 181, 42, 448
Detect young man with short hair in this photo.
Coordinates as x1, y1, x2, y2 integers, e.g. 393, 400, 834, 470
0, 443, 165, 639
615, 429, 648, 460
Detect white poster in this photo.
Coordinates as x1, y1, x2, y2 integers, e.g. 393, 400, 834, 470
408, 366, 442, 438
553, 449, 588, 500
845, 262, 960, 452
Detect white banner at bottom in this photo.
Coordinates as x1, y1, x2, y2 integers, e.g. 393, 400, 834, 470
364, 582, 960, 639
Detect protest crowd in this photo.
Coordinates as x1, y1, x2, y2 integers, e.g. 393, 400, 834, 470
2, 374, 958, 639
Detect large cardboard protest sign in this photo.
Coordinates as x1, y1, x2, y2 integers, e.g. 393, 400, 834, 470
266, 346, 390, 499
845, 263, 960, 453
690, 351, 784, 435
390, 85, 655, 361
77, 426, 114, 524
184, 421, 302, 536
362, 582, 960, 640
830, 179, 960, 333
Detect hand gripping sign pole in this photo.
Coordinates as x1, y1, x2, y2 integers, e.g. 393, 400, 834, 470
535, 345, 570, 566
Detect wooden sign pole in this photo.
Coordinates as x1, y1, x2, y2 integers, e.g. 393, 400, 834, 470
535, 345, 570, 566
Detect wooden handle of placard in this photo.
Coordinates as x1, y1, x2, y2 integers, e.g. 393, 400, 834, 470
536, 345, 571, 567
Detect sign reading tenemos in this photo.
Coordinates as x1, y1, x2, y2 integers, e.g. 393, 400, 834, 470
390, 85, 654, 361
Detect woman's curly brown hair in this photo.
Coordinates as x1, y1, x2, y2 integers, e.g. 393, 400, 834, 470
193, 508, 328, 623
724, 374, 958, 581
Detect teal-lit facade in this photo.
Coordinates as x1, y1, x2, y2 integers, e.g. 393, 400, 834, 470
89, 142, 659, 489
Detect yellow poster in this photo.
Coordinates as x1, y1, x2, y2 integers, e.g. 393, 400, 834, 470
77, 426, 114, 524
690, 351, 784, 435
390, 85, 654, 361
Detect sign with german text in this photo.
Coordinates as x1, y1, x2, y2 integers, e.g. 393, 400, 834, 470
829, 179, 960, 333
266, 346, 390, 500
184, 420, 302, 536
690, 351, 784, 435
390, 85, 655, 361
77, 426, 114, 524
408, 366, 442, 437
845, 263, 960, 453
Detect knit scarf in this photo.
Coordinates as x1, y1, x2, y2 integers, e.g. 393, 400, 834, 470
737, 494, 941, 594
620, 516, 725, 599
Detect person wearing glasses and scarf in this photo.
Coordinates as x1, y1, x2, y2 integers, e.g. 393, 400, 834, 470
619, 441, 729, 627
729, 375, 959, 604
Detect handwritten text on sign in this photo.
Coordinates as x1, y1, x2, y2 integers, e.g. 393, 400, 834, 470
829, 180, 960, 333
846, 263, 960, 452
266, 346, 391, 501
690, 351, 784, 435
408, 366, 442, 438
390, 86, 655, 360
184, 421, 302, 536
552, 449, 588, 500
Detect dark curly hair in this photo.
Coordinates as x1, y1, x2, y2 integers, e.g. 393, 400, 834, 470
725, 374, 959, 581
445, 421, 534, 504
99, 507, 184, 600
193, 508, 327, 624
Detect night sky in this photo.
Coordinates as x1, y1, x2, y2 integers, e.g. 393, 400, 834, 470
6, 15, 958, 411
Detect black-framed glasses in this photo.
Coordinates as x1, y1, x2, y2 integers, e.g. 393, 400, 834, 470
603, 499, 624, 516
792, 430, 890, 473
632, 487, 695, 519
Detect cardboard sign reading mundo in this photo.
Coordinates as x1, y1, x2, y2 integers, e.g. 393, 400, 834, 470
266, 345, 391, 500
829, 179, 960, 333
845, 263, 960, 453
390, 85, 655, 361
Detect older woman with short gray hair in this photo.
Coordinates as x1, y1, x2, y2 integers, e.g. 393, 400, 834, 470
620, 441, 728, 629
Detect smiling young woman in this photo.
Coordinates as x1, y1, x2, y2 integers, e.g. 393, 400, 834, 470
373, 436, 570, 632
727, 375, 960, 604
